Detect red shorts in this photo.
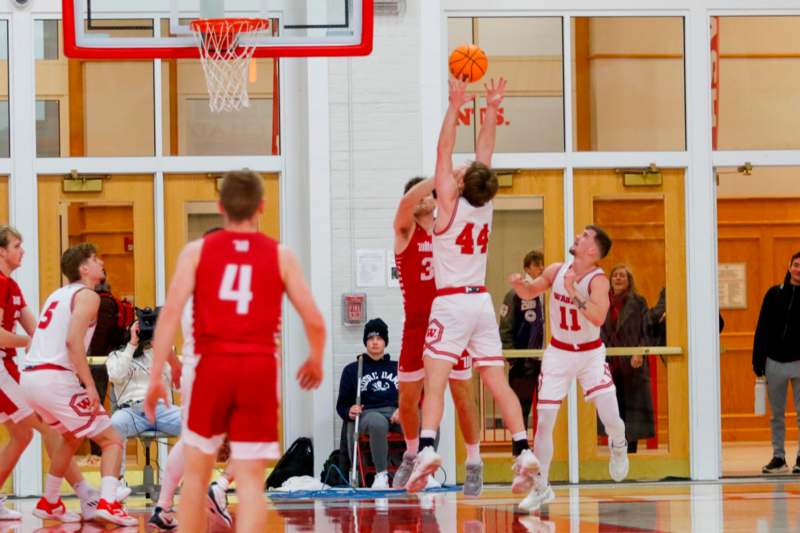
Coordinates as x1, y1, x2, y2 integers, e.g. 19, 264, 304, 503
184, 353, 280, 460
399, 324, 471, 382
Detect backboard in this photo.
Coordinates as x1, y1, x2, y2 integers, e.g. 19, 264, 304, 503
63, 0, 373, 59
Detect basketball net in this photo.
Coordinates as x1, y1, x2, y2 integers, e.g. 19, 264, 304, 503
190, 18, 270, 112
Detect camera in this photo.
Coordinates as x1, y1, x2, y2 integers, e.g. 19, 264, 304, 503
135, 307, 161, 345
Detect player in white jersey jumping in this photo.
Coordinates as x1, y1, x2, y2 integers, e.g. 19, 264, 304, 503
509, 225, 629, 512
405, 78, 541, 496
20, 243, 136, 526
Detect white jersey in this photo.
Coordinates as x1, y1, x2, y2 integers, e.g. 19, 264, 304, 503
26, 283, 96, 371
549, 262, 605, 346
432, 197, 493, 288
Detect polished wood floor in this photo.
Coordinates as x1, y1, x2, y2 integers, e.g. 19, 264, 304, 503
3, 477, 800, 532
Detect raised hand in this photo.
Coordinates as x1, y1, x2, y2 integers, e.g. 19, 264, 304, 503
449, 78, 475, 109
563, 265, 577, 296
485, 77, 507, 109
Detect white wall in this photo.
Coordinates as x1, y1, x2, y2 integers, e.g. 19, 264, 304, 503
327, 2, 423, 443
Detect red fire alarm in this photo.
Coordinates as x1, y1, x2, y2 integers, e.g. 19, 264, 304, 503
342, 293, 367, 325
124, 235, 134, 252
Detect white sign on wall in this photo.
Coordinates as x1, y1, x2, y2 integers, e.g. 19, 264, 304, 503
718, 263, 747, 309
356, 249, 386, 288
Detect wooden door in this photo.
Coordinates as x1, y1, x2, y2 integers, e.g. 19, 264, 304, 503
573, 169, 689, 480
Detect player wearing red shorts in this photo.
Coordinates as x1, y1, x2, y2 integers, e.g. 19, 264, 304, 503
391, 176, 483, 495
145, 170, 326, 533
510, 226, 629, 511
405, 78, 541, 499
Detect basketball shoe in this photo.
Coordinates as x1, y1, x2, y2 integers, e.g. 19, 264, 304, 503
392, 451, 416, 488
0, 497, 20, 520
511, 449, 541, 493
405, 446, 442, 493
32, 497, 81, 522
207, 481, 233, 528
518, 482, 555, 513
609, 441, 629, 482
463, 460, 484, 496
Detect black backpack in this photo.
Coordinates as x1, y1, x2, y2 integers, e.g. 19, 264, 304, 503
265, 437, 314, 489
320, 449, 349, 487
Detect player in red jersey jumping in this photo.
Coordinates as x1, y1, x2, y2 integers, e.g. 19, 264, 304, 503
145, 170, 326, 533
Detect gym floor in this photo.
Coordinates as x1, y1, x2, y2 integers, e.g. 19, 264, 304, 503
2, 478, 799, 531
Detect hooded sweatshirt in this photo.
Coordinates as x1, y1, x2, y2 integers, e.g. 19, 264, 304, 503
336, 353, 398, 421
753, 271, 800, 376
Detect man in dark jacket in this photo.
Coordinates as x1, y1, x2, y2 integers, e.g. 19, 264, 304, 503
336, 318, 401, 488
753, 251, 800, 474
499, 250, 545, 430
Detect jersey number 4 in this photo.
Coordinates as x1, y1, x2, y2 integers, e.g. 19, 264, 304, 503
455, 223, 489, 255
558, 306, 581, 331
219, 264, 253, 315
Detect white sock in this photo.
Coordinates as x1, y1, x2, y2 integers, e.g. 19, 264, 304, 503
533, 409, 558, 484
100, 476, 118, 503
593, 393, 626, 447
405, 438, 419, 456
420, 429, 436, 440
157, 440, 185, 509
511, 431, 527, 442
45, 474, 63, 504
214, 474, 230, 491
465, 443, 481, 463
72, 480, 93, 501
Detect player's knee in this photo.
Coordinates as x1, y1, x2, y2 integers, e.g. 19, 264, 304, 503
11, 424, 34, 446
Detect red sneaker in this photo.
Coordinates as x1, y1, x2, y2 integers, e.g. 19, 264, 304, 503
94, 499, 137, 526
32, 497, 82, 522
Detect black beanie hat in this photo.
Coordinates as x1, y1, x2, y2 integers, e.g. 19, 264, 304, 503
363, 318, 389, 347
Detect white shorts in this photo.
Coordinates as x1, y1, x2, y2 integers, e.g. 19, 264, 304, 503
537, 344, 615, 410
423, 293, 504, 368
0, 368, 33, 424
20, 369, 112, 439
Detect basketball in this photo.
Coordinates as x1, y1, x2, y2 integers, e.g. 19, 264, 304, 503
449, 44, 489, 83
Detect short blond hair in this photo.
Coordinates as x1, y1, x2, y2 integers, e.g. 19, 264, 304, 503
0, 225, 22, 249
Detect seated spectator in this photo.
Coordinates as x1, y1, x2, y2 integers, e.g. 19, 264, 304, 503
499, 250, 545, 430
600, 264, 654, 453
106, 319, 182, 479
336, 318, 402, 489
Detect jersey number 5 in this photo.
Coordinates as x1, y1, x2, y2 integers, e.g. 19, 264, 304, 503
219, 264, 253, 315
558, 306, 581, 331
38, 301, 58, 329
455, 223, 489, 255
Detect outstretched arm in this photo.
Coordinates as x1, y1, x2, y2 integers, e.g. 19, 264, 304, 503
475, 78, 507, 166
393, 178, 435, 251
509, 262, 560, 300
435, 79, 475, 213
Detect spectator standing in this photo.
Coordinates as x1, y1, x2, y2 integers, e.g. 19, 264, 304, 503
753, 251, 800, 474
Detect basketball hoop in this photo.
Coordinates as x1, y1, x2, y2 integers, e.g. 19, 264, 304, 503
190, 18, 270, 112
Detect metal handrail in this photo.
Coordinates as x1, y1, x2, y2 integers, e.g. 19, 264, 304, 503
503, 346, 683, 359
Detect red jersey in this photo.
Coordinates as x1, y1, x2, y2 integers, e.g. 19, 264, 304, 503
396, 224, 436, 328
0, 272, 26, 361
193, 230, 284, 355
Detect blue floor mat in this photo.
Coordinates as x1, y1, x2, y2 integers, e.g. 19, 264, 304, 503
267, 485, 461, 500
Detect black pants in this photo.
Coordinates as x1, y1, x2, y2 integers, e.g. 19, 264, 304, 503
89, 364, 109, 456
508, 358, 541, 430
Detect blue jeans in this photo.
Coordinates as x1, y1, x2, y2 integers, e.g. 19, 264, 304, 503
111, 402, 182, 439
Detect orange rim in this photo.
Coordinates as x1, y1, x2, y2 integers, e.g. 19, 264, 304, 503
190, 18, 270, 35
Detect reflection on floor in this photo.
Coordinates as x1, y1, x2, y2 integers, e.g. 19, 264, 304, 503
3, 478, 800, 532
723, 441, 800, 477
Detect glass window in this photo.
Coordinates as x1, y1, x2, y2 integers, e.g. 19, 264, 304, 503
571, 17, 685, 151
714, 17, 800, 150
448, 17, 565, 153
34, 20, 155, 157
160, 20, 279, 156
36, 100, 60, 157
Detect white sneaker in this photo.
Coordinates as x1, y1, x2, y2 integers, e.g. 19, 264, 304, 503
511, 449, 540, 493
80, 495, 99, 521
424, 475, 441, 489
207, 481, 233, 528
116, 479, 132, 501
405, 446, 442, 494
518, 484, 555, 513
0, 497, 20, 520
33, 497, 82, 523
609, 441, 629, 482
371, 471, 389, 489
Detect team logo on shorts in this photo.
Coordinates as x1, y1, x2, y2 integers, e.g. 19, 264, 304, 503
70, 393, 93, 417
425, 319, 444, 345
